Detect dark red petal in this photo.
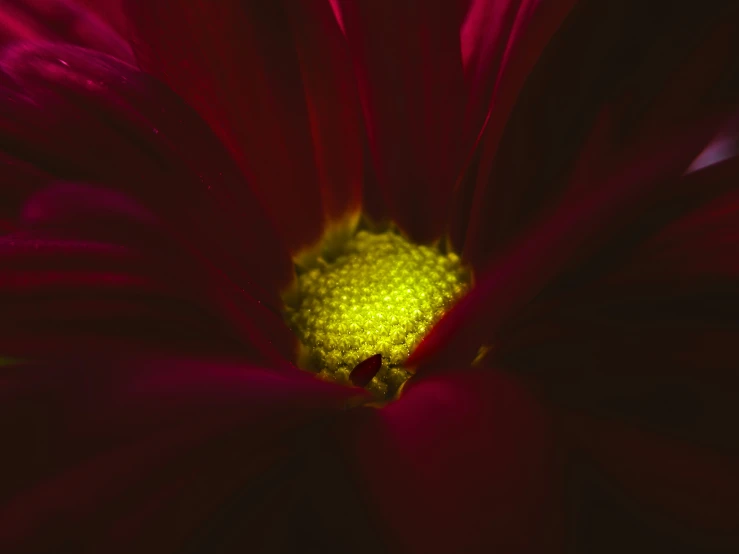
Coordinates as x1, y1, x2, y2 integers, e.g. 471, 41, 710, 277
102, 0, 363, 255
0, 42, 293, 311
492, 155, 739, 449
410, 112, 731, 371
0, 0, 134, 62
336, 0, 577, 241
496, 153, 739, 340
476, 154, 739, 545
0, 151, 50, 221
341, 369, 562, 554
564, 413, 739, 547
461, 2, 739, 268
20, 181, 162, 246
0, 357, 365, 553
605, 156, 739, 285
1, 182, 296, 365
615, 7, 739, 141
0, 232, 229, 360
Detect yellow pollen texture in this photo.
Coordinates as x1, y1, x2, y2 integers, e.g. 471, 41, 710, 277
288, 230, 469, 398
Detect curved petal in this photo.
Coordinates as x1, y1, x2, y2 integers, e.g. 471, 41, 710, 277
340, 369, 562, 553
0, 181, 297, 365
689, 128, 739, 172
0, 357, 365, 553
0, 152, 50, 222
410, 112, 730, 371
0, 42, 294, 311
0, 234, 212, 358
492, 155, 739, 452
337, 0, 577, 241
564, 413, 739, 548
94, 0, 363, 255
604, 156, 739, 286
0, 0, 134, 62
461, 2, 739, 268
495, 153, 739, 332
465, 151, 739, 546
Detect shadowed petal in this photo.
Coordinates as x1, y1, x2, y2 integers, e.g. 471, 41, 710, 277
340, 369, 562, 553
564, 413, 739, 547
603, 155, 739, 286
0, 152, 50, 223
337, 0, 577, 241
96, 0, 363, 255
461, 2, 739, 267
0, 42, 294, 311
409, 111, 731, 371
0, 357, 366, 553
462, 149, 739, 546
0, 232, 235, 360
492, 155, 739, 453
1, 181, 297, 365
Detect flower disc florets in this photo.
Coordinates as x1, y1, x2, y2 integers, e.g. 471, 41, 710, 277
287, 230, 469, 398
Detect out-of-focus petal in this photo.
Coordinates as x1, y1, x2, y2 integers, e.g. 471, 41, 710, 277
461, 2, 739, 267
0, 42, 294, 311
564, 413, 739, 547
0, 234, 205, 357
410, 112, 730, 371
0, 152, 50, 223
0, 357, 366, 553
0, 0, 133, 62
492, 155, 739, 445
341, 369, 562, 553
464, 151, 739, 545
0, 181, 296, 366
688, 129, 739, 172
337, 0, 576, 242
94, 0, 363, 255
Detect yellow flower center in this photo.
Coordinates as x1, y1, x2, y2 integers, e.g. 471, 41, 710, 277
287, 230, 469, 398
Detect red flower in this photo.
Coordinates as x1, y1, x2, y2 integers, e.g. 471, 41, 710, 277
1, 1, 738, 552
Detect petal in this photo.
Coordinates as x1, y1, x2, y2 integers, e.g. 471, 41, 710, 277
505, 152, 739, 333
493, 155, 739, 450
0, 151, 50, 221
338, 0, 577, 242
0, 357, 365, 553
341, 369, 562, 553
477, 152, 739, 546
461, 3, 739, 267
606, 155, 739, 285
689, 128, 739, 172
410, 111, 730, 371
0, 231, 230, 360
564, 413, 739, 547
0, 0, 134, 62
1, 182, 296, 365
0, 42, 293, 310
101, 0, 363, 254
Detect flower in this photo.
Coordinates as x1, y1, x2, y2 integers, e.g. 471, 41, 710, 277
1, 1, 738, 553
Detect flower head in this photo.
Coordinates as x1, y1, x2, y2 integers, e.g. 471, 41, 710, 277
1, 1, 739, 553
